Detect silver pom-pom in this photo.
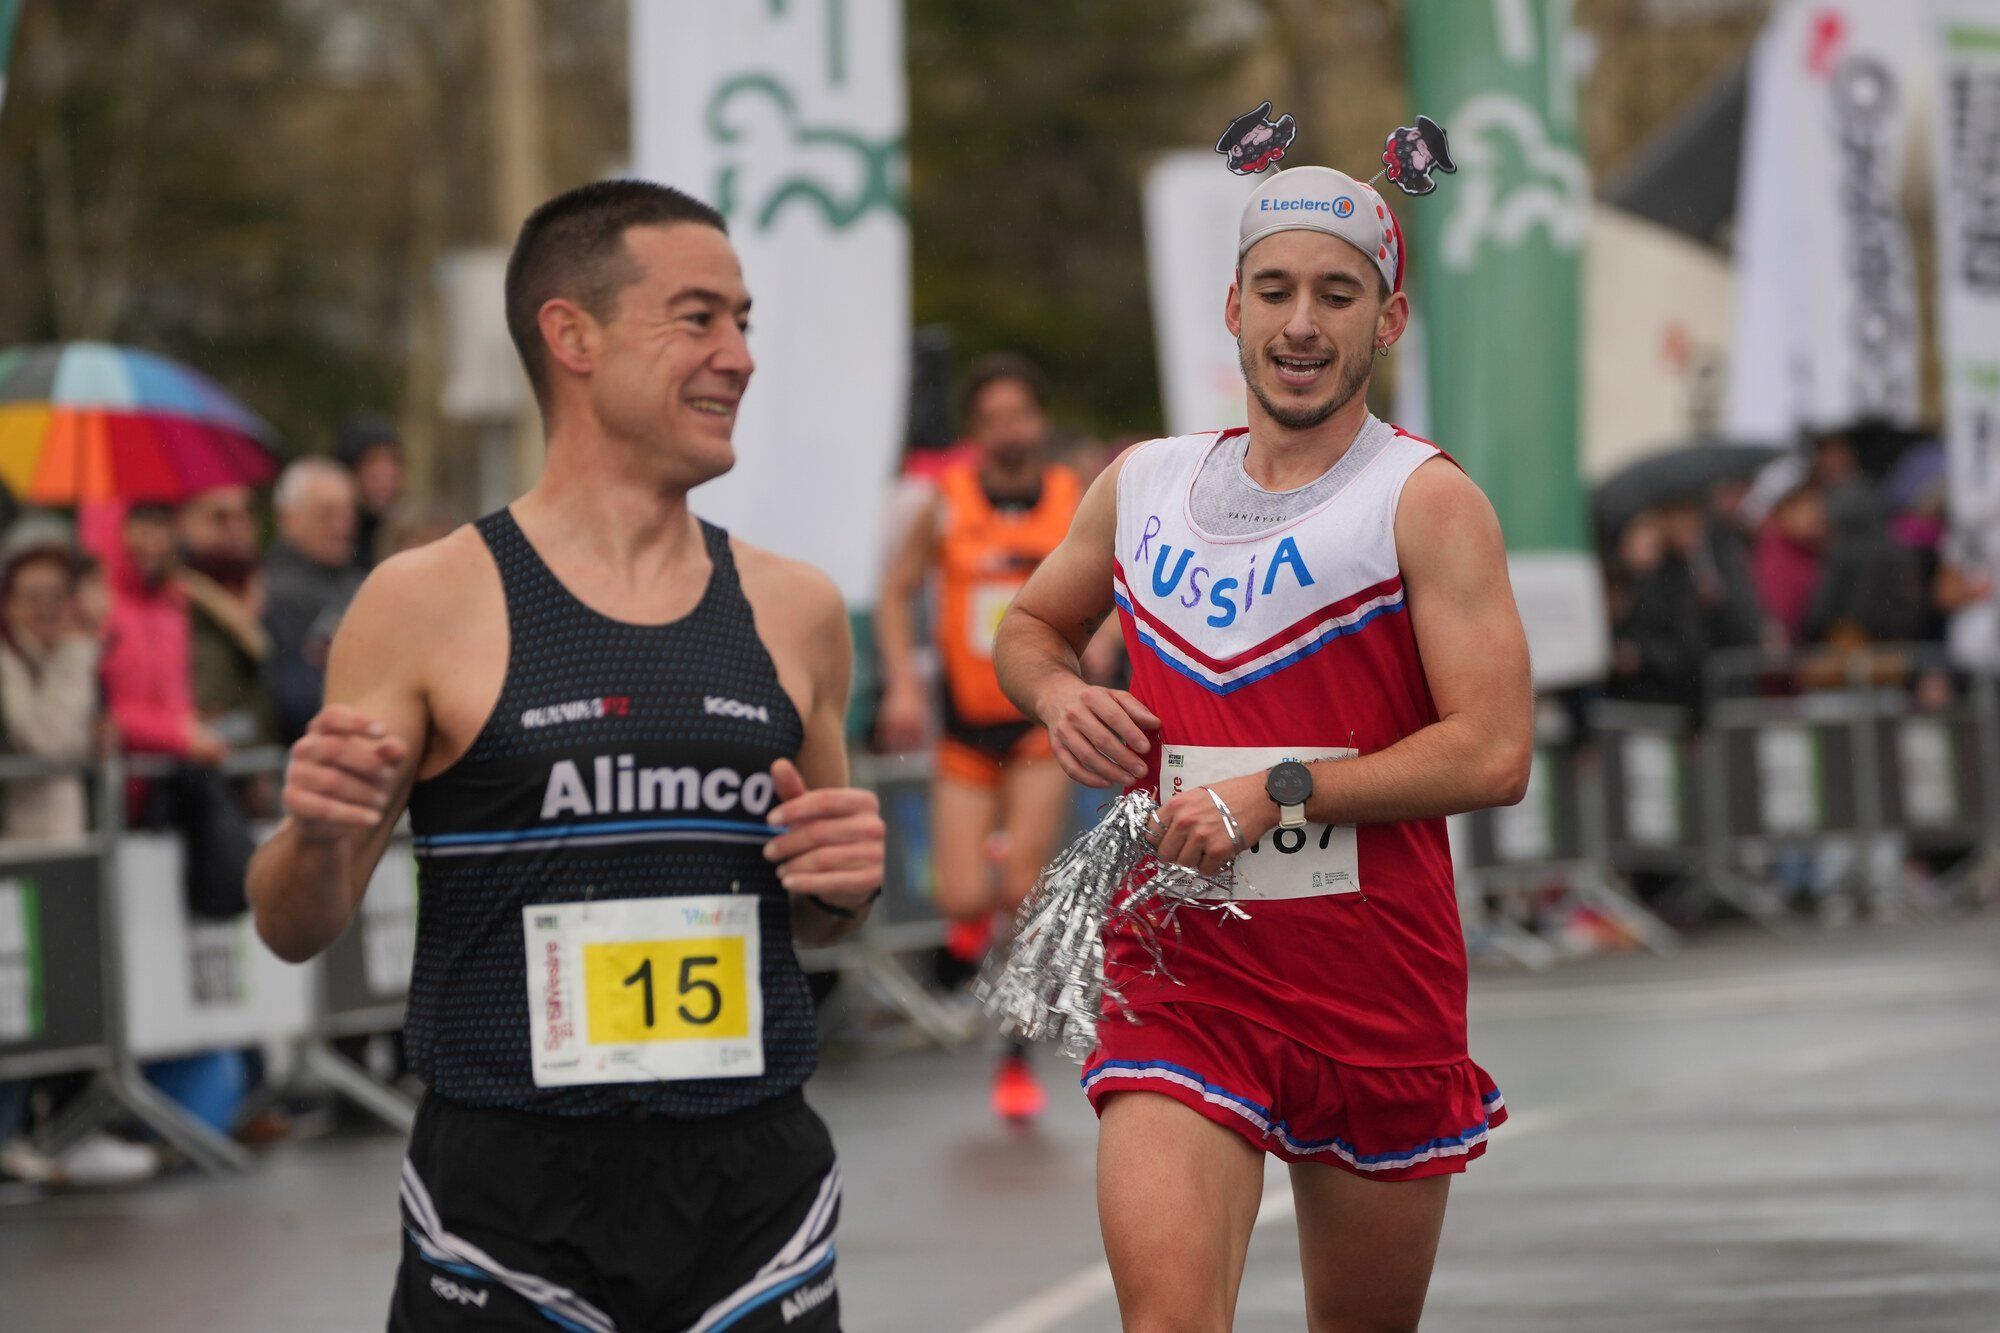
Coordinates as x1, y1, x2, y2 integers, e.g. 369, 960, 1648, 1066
975, 790, 1246, 1062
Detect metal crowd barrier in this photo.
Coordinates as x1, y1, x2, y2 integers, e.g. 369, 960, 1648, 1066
1452, 704, 1682, 970
0, 749, 417, 1176
1696, 646, 2000, 928
7, 670, 1992, 1176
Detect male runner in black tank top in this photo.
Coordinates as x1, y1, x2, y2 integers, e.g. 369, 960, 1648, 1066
247, 181, 884, 1332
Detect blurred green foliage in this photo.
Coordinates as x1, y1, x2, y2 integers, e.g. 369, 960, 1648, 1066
907, 0, 1242, 438
0, 2, 1245, 471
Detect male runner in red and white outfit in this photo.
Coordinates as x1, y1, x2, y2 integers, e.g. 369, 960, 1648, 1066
995, 165, 1532, 1331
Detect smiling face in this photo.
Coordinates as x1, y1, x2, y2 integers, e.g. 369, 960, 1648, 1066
553, 222, 755, 489
1227, 229, 1407, 432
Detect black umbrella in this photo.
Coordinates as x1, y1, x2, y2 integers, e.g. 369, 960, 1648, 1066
1593, 438, 1783, 539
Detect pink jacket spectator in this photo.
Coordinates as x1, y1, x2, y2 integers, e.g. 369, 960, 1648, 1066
1752, 526, 1822, 649
81, 502, 196, 759
99, 559, 196, 757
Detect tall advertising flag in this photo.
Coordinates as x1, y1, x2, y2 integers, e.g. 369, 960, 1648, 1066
630, 1, 909, 606
1932, 2, 2000, 670
1405, 0, 1604, 688
1727, 1, 1923, 444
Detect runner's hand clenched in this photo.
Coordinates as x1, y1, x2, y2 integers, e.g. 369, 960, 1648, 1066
763, 758, 885, 907
1149, 773, 1272, 878
1040, 679, 1160, 788
283, 705, 407, 841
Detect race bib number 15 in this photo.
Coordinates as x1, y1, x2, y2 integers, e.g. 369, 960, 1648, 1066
1163, 743, 1360, 901
524, 894, 764, 1087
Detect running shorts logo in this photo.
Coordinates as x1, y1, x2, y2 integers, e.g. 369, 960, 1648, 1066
705, 695, 772, 724
521, 696, 631, 729
782, 1275, 837, 1323
429, 1275, 489, 1309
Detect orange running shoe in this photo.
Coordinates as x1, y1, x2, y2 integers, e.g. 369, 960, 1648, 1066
992, 1053, 1046, 1123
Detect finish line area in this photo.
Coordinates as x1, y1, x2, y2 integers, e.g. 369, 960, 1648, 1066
6, 916, 1998, 1333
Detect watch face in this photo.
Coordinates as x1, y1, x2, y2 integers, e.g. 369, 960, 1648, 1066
1266, 760, 1312, 806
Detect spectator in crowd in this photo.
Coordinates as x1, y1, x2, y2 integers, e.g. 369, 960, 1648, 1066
1660, 498, 1763, 654
1808, 431, 1863, 494
0, 517, 100, 840
0, 516, 164, 1190
98, 500, 253, 1139
101, 503, 229, 768
333, 412, 405, 571
1805, 482, 1927, 647
1888, 478, 1952, 644
1752, 481, 1828, 648
1607, 509, 1708, 708
263, 459, 362, 743
175, 485, 276, 751
1703, 478, 1774, 648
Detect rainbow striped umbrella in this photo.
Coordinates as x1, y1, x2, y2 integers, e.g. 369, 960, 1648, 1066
0, 342, 282, 504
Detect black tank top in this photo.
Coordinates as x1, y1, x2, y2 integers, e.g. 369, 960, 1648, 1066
403, 509, 816, 1117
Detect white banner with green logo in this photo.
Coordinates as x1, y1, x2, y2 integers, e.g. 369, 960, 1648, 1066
1406, 0, 1605, 688
631, 0, 909, 606
1933, 2, 2000, 671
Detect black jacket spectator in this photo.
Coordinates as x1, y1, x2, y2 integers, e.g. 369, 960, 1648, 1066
1807, 484, 1927, 645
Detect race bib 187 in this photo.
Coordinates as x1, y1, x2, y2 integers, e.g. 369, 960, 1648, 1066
1162, 743, 1360, 901
523, 894, 763, 1087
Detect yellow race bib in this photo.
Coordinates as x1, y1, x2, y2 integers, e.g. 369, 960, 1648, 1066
524, 894, 764, 1086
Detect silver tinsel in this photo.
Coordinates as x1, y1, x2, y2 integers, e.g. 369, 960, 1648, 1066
975, 790, 1245, 1062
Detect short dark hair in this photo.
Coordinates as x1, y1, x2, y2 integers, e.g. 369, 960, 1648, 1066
959, 353, 1048, 425
504, 179, 728, 401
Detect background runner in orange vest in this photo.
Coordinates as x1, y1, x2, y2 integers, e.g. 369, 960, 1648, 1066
877, 354, 1082, 1122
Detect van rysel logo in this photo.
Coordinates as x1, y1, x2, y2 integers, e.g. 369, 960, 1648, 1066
542, 755, 777, 820
429, 1276, 488, 1309
705, 695, 771, 723
521, 696, 631, 729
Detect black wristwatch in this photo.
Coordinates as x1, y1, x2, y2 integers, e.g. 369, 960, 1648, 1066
807, 888, 882, 920
1265, 760, 1313, 830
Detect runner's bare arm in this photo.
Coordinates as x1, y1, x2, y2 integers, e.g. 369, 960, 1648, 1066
1160, 459, 1533, 863
1314, 459, 1533, 821
751, 558, 886, 947
247, 548, 438, 963
873, 493, 940, 751
995, 447, 1160, 788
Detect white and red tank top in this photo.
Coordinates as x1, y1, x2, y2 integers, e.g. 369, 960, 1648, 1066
1109, 417, 1469, 1067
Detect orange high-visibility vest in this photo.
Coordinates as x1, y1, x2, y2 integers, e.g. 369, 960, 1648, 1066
934, 459, 1082, 725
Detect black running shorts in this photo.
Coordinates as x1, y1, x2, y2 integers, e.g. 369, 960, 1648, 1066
390, 1090, 841, 1332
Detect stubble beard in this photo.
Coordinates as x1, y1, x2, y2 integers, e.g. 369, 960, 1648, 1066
1238, 337, 1373, 432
